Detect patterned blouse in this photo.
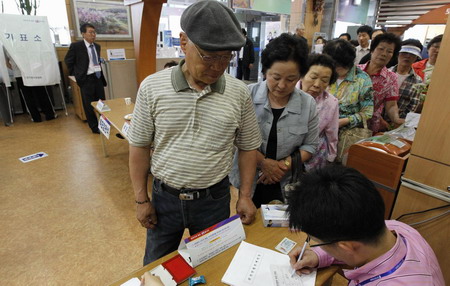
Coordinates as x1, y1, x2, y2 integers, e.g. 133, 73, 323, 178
389, 65, 422, 119
328, 65, 374, 130
304, 90, 339, 170
359, 63, 399, 133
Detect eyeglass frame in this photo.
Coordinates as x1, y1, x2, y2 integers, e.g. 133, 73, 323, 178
192, 43, 235, 64
306, 234, 344, 248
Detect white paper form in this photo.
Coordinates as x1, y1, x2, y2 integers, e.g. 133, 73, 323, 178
222, 241, 316, 286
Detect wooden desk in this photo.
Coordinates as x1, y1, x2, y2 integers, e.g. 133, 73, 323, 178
91, 98, 134, 157
110, 212, 338, 286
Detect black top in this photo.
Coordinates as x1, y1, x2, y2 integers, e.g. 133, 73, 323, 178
252, 107, 285, 208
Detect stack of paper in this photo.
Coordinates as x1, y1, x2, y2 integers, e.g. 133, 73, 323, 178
222, 241, 316, 286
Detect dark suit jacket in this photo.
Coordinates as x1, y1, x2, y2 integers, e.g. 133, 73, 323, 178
242, 37, 255, 68
64, 40, 107, 87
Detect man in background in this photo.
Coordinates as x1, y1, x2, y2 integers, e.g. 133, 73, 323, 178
236, 28, 254, 81
128, 0, 261, 265
65, 23, 107, 134
354, 25, 373, 65
295, 23, 308, 45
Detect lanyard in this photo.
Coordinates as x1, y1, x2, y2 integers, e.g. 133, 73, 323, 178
355, 236, 407, 286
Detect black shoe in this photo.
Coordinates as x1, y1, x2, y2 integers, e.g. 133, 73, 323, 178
115, 133, 125, 139
46, 114, 58, 121
92, 127, 100, 134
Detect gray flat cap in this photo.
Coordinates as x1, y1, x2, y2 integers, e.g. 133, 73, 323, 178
181, 0, 245, 51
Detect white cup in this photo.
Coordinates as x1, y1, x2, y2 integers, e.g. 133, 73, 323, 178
124, 97, 132, 105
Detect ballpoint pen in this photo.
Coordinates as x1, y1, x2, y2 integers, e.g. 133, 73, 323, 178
291, 236, 309, 277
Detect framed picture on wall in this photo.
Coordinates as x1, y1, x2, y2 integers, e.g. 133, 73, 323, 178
71, 0, 132, 40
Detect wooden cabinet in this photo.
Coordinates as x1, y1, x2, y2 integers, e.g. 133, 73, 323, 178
392, 17, 450, 284
346, 144, 409, 219
68, 76, 86, 121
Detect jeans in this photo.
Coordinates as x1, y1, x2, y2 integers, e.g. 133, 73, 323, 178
143, 177, 231, 265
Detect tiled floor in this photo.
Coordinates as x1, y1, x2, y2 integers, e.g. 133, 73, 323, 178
0, 106, 348, 285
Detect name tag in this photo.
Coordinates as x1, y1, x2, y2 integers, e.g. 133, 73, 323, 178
98, 114, 111, 139
93, 65, 101, 72
121, 121, 130, 138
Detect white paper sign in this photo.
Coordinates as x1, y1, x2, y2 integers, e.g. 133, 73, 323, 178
95, 100, 111, 112
0, 14, 60, 86
178, 214, 246, 267
107, 48, 126, 60
121, 121, 130, 138
98, 114, 111, 139
19, 152, 48, 163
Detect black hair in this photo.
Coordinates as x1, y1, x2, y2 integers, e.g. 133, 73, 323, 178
287, 165, 386, 245
339, 33, 351, 41
350, 40, 359, 47
323, 39, 356, 70
80, 23, 96, 34
427, 34, 443, 50
306, 54, 338, 85
401, 39, 423, 51
356, 25, 373, 37
241, 28, 247, 36
163, 60, 178, 69
370, 32, 402, 61
315, 36, 326, 44
371, 28, 386, 39
261, 33, 309, 76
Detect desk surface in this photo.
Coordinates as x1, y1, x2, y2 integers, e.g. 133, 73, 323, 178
91, 98, 135, 138
110, 211, 338, 286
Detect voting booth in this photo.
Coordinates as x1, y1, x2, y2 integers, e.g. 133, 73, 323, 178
0, 14, 67, 121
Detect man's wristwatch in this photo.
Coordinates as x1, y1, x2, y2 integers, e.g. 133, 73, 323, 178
284, 158, 290, 167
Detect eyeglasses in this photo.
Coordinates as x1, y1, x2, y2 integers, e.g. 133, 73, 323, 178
307, 234, 341, 248
193, 44, 234, 64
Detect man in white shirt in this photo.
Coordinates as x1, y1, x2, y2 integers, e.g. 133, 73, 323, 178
354, 25, 373, 65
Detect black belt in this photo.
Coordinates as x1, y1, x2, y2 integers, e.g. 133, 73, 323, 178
157, 177, 227, 201
86, 74, 99, 79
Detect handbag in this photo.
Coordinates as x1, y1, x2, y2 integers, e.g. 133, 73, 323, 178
337, 114, 372, 161
283, 150, 304, 202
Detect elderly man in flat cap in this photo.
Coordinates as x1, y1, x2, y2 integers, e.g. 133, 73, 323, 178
128, 0, 262, 265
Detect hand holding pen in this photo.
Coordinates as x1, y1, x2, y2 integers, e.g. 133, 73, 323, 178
288, 236, 320, 276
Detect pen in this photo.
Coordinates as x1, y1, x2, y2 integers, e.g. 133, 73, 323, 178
290, 237, 309, 277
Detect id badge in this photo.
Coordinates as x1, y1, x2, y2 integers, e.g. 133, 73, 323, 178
93, 65, 101, 72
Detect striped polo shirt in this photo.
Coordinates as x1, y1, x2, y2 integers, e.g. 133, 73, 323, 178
128, 61, 261, 189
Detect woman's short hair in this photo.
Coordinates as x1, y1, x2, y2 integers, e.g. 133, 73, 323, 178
306, 54, 338, 85
370, 33, 402, 60
427, 34, 443, 50
261, 33, 309, 76
339, 33, 351, 41
323, 39, 356, 70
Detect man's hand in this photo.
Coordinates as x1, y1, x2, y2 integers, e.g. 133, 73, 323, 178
288, 248, 319, 275
136, 202, 158, 229
236, 196, 256, 225
141, 272, 164, 286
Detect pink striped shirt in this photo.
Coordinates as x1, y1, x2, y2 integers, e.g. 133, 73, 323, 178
313, 220, 444, 285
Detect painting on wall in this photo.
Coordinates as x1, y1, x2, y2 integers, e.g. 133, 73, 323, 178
233, 0, 254, 9
72, 0, 132, 40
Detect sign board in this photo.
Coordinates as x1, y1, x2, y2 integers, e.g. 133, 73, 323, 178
98, 114, 111, 139
178, 214, 246, 267
19, 152, 48, 163
107, 48, 126, 61
0, 14, 60, 86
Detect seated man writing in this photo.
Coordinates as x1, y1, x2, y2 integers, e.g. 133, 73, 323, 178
287, 165, 444, 285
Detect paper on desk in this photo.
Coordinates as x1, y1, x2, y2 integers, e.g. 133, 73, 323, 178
120, 277, 140, 286
221, 241, 316, 286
